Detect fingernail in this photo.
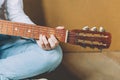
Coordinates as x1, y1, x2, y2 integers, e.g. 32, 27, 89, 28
39, 34, 42, 37
43, 35, 46, 38
50, 34, 54, 37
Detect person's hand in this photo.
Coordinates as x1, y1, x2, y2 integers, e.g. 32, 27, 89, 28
36, 26, 64, 50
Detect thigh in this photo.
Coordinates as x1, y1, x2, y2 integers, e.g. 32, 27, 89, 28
0, 38, 34, 58
0, 38, 63, 79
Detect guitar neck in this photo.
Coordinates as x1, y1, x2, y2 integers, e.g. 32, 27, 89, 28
0, 20, 112, 49
0, 20, 67, 43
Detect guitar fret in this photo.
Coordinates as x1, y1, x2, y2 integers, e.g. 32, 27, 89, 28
17, 26, 20, 36
0, 21, 1, 33
24, 26, 27, 38
25, 25, 33, 38
6, 22, 8, 34
20, 26, 24, 37
33, 26, 39, 39
32, 26, 35, 38
23, 25, 27, 38
31, 26, 35, 38
0, 24, 3, 33
17, 24, 25, 38
2, 22, 7, 34
12, 24, 14, 36
6, 23, 8, 34
17, 24, 19, 36
13, 24, 18, 36
21, 25, 25, 37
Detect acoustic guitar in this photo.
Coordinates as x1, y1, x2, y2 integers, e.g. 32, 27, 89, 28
0, 20, 111, 49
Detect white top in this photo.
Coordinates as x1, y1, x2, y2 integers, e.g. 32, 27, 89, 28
0, 0, 34, 24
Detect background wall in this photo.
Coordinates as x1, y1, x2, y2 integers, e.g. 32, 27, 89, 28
23, 0, 46, 25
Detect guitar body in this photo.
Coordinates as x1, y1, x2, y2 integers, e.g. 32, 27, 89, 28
63, 51, 120, 80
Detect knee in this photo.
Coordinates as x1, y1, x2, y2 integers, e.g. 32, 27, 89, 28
50, 46, 63, 64
47, 46, 63, 71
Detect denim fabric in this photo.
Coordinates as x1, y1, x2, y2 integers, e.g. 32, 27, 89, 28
0, 35, 63, 80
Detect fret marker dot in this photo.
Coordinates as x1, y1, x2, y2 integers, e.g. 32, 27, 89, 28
15, 28, 18, 31
28, 29, 31, 32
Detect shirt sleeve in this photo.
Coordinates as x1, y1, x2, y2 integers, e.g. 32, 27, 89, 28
6, 0, 34, 24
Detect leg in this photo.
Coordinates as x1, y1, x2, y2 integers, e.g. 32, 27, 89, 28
0, 39, 63, 80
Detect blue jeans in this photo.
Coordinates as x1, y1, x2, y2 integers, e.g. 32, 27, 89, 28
0, 35, 63, 80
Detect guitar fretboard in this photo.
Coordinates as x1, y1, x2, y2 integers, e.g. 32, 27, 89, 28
0, 20, 67, 42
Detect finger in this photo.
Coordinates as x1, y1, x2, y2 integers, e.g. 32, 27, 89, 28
37, 34, 45, 49
50, 34, 59, 46
56, 26, 65, 29
48, 37, 56, 49
42, 35, 51, 50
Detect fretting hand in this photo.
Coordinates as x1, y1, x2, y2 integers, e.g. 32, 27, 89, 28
36, 26, 64, 50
